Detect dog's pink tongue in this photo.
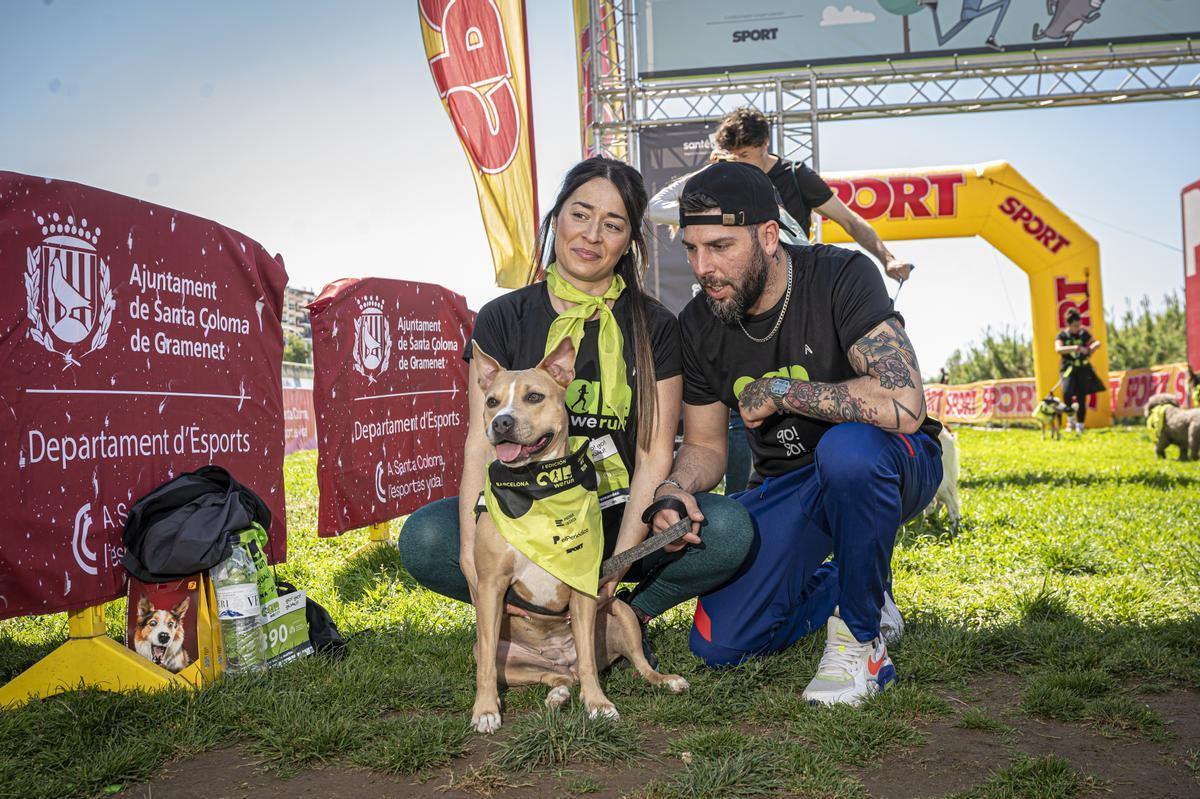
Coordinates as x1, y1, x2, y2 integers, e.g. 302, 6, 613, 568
495, 442, 523, 463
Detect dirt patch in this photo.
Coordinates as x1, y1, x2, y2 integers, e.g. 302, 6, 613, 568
856, 677, 1200, 799
115, 734, 663, 799
117, 678, 1200, 799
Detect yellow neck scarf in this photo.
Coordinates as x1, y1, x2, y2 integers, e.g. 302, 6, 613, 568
483, 439, 603, 596
545, 265, 630, 421
1147, 404, 1168, 438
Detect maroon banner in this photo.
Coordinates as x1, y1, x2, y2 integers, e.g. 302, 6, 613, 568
283, 388, 317, 454
1183, 179, 1200, 372
0, 172, 287, 621
309, 278, 473, 536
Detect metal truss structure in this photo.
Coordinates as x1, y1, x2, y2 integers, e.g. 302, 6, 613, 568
584, 1, 1200, 171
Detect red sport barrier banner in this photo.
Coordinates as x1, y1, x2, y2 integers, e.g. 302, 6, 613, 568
924, 363, 1189, 424
0, 172, 286, 621
1110, 363, 1191, 417
924, 378, 1038, 425
309, 278, 473, 536
283, 387, 317, 454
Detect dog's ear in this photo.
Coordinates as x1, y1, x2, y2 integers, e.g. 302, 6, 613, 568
137, 595, 153, 621
171, 596, 190, 620
473, 343, 503, 393
537, 336, 577, 389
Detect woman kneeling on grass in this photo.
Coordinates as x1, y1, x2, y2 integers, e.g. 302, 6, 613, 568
400, 157, 754, 665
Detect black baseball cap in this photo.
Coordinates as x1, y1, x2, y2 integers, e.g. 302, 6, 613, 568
679, 161, 795, 234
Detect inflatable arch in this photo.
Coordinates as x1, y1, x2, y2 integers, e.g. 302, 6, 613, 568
821, 161, 1111, 427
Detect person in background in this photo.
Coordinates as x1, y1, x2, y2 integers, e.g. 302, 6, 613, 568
711, 107, 914, 283
1055, 308, 1104, 435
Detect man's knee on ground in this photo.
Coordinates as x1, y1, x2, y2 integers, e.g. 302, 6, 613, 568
688, 627, 753, 668
814, 423, 893, 488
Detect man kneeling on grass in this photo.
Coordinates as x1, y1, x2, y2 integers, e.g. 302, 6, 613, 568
650, 162, 944, 706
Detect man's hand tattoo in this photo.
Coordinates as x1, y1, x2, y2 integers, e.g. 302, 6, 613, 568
738, 379, 774, 415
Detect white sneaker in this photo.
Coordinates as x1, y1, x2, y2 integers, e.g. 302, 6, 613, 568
880, 591, 904, 644
802, 615, 898, 706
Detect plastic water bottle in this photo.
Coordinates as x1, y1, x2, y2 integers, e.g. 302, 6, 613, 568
212, 535, 266, 673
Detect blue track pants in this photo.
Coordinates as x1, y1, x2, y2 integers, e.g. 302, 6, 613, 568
690, 423, 942, 667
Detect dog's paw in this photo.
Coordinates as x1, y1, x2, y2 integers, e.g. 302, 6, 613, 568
663, 675, 690, 694
545, 685, 571, 709
472, 712, 502, 734
587, 703, 619, 720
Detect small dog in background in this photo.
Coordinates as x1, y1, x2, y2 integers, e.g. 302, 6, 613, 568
925, 426, 960, 529
132, 596, 191, 673
1034, 395, 1075, 440
1145, 393, 1200, 462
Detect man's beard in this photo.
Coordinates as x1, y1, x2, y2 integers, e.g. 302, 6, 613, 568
701, 239, 771, 325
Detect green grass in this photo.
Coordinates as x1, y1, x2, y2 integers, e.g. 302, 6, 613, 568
956, 707, 1013, 736
947, 754, 1099, 799
492, 705, 641, 771
2, 428, 1199, 798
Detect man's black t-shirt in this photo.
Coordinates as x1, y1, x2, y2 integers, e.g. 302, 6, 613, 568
767, 156, 835, 239
467, 282, 681, 535
1056, 328, 1093, 372
680, 243, 942, 477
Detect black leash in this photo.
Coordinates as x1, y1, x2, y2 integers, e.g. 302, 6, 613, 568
600, 496, 693, 580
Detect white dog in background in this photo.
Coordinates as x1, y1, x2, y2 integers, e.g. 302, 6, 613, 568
924, 426, 961, 529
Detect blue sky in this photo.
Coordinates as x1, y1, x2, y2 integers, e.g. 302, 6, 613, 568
2, 0, 1196, 374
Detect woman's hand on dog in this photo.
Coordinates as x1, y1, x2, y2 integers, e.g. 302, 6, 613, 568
597, 570, 627, 615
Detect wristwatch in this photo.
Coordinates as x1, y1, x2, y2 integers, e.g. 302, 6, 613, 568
768, 378, 791, 413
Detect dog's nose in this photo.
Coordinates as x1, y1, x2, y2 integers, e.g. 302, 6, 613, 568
491, 414, 515, 437
157, 633, 170, 644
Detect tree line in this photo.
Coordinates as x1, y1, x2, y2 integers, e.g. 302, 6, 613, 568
938, 292, 1187, 384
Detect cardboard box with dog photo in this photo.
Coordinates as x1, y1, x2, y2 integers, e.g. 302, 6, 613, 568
126, 574, 222, 684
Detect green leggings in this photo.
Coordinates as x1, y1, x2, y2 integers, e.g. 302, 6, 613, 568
398, 494, 754, 619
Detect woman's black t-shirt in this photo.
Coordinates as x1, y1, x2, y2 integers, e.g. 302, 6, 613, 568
1056, 328, 1093, 372
467, 282, 681, 542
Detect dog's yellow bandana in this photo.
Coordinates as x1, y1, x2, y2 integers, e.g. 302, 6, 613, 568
483, 438, 604, 597
1147, 404, 1167, 438
545, 265, 630, 422
1033, 402, 1057, 424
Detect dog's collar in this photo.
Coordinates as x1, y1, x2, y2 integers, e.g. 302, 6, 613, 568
485, 439, 597, 518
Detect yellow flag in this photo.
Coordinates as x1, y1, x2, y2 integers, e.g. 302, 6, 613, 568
419, 0, 538, 288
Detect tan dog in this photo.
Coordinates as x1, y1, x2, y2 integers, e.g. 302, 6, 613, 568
470, 339, 688, 734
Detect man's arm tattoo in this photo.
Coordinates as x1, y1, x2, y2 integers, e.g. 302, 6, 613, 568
851, 318, 918, 391
782, 380, 876, 424
883, 396, 926, 433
